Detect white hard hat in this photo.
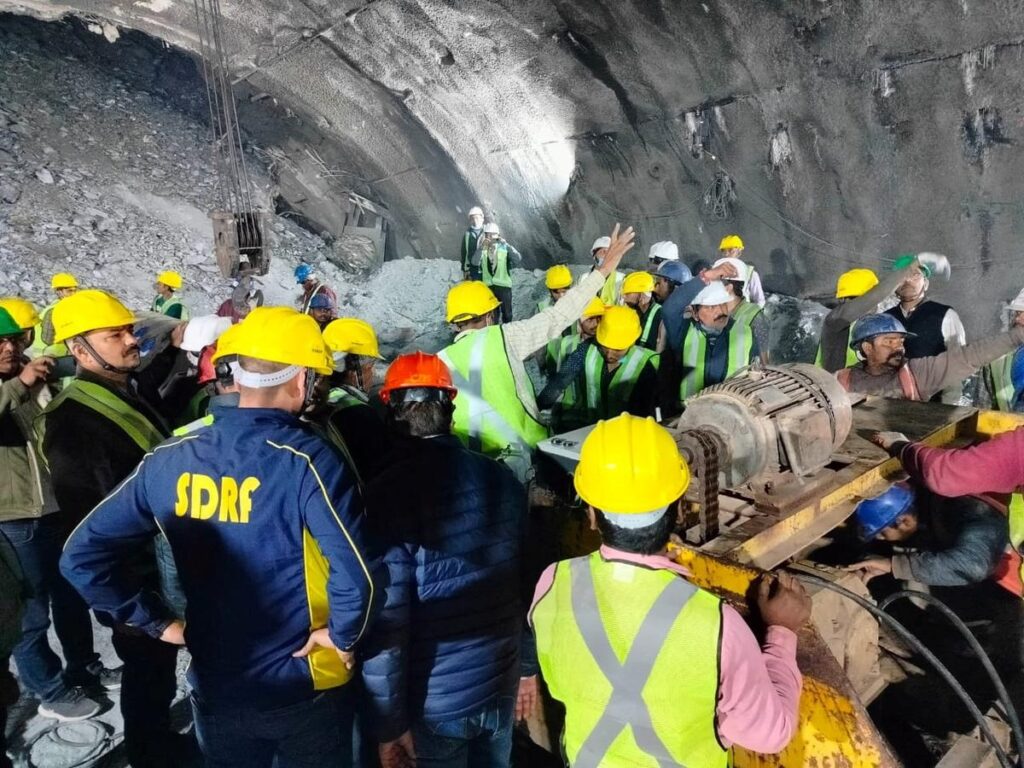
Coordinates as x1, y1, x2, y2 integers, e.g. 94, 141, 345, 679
712, 256, 749, 284
483, 222, 500, 235
180, 315, 232, 353
468, 206, 484, 218
1009, 287, 1024, 312
591, 236, 611, 253
691, 280, 732, 306
648, 241, 679, 261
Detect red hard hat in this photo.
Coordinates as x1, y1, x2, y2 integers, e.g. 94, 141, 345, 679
197, 344, 217, 385
379, 352, 457, 404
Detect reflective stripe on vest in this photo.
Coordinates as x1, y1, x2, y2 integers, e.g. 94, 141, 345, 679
639, 304, 662, 349
481, 243, 512, 288
532, 554, 726, 768
438, 326, 547, 456
328, 387, 368, 411
584, 345, 654, 420
153, 296, 189, 320
556, 334, 587, 420
815, 326, 859, 369
600, 272, 624, 306
680, 322, 750, 401
173, 413, 215, 437
39, 380, 165, 456
1009, 494, 1024, 595
730, 300, 761, 330
986, 354, 1016, 412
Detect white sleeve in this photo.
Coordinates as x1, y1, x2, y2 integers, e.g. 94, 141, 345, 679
942, 309, 967, 346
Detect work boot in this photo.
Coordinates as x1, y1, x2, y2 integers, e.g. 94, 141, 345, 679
37, 688, 102, 722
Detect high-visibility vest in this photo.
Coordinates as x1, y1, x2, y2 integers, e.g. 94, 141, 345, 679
438, 326, 548, 457
984, 354, 1016, 412
152, 295, 190, 320
327, 386, 368, 411
815, 326, 859, 369
600, 272, 625, 306
583, 344, 656, 421
679, 321, 752, 401
173, 413, 215, 437
552, 334, 589, 432
481, 243, 513, 288
730, 300, 761, 330
637, 303, 663, 351
1006, 494, 1024, 595
531, 553, 727, 768
30, 302, 68, 358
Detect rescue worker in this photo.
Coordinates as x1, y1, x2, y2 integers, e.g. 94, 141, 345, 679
307, 292, 338, 329
296, 263, 337, 314
647, 241, 680, 271
586, 236, 626, 306
538, 265, 575, 377
320, 317, 390, 481
38, 289, 181, 766
31, 273, 78, 357
475, 222, 522, 323
983, 286, 1024, 411
60, 305, 382, 768
712, 255, 769, 363
621, 271, 665, 353
717, 235, 766, 307
652, 261, 691, 306
1, 527, 24, 768
461, 205, 485, 280
678, 281, 759, 401
530, 414, 807, 767
439, 224, 634, 478
543, 297, 607, 400
175, 316, 234, 427
837, 313, 1024, 401
151, 270, 189, 320
0, 305, 113, 722
363, 352, 536, 768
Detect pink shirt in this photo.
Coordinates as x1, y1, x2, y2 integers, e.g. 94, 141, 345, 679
530, 545, 802, 754
901, 427, 1024, 497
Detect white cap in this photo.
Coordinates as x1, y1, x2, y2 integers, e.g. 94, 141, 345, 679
648, 241, 679, 261
591, 236, 611, 253
1009, 287, 1024, 312
483, 222, 500, 235
468, 206, 483, 217
691, 280, 732, 306
180, 315, 232, 353
712, 256, 749, 283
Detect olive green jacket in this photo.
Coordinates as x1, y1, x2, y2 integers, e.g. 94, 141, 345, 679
0, 376, 58, 523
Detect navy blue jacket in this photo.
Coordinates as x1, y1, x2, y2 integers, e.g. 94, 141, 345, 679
60, 405, 383, 710
361, 434, 534, 741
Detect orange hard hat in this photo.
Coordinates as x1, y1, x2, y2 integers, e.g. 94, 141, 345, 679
197, 344, 218, 385
379, 351, 457, 404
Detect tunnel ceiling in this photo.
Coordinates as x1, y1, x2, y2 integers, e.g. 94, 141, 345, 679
2, 0, 1024, 333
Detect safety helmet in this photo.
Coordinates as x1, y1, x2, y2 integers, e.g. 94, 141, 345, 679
446, 281, 501, 323
574, 414, 690, 514
855, 482, 915, 539
323, 318, 383, 360
180, 316, 232, 354
713, 256, 750, 284
836, 269, 879, 299
656, 261, 692, 286
51, 273, 79, 290
211, 306, 332, 375
379, 351, 457, 404
892, 253, 930, 278
718, 235, 744, 251
691, 281, 732, 306
1008, 287, 1024, 313
622, 271, 655, 295
308, 293, 336, 310
545, 265, 573, 290
468, 206, 484, 218
648, 241, 679, 262
483, 222, 500, 236
596, 305, 642, 350
0, 298, 40, 331
849, 313, 915, 350
294, 264, 314, 284
591, 236, 611, 254
211, 322, 242, 359
156, 270, 183, 290
52, 290, 136, 344
0, 308, 23, 338
581, 297, 607, 319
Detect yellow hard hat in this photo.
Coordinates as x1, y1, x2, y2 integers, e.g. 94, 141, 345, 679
0, 298, 40, 330
544, 265, 573, 290
51, 273, 79, 290
574, 414, 691, 514
581, 297, 607, 319
718, 234, 744, 251
323, 318, 384, 360
212, 322, 243, 359
156, 270, 183, 290
446, 281, 501, 323
622, 271, 655, 295
595, 305, 641, 351
835, 268, 879, 299
212, 306, 332, 375
52, 290, 136, 343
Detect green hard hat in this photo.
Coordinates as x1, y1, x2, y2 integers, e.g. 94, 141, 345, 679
0, 307, 23, 338
892, 253, 930, 278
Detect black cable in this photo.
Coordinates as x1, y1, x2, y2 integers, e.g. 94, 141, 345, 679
878, 589, 1024, 760
792, 570, 1016, 767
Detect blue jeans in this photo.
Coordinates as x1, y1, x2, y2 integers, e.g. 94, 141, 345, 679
412, 695, 515, 768
0, 515, 100, 701
192, 686, 355, 768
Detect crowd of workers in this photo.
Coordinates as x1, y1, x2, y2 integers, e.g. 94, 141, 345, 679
0, 205, 1022, 768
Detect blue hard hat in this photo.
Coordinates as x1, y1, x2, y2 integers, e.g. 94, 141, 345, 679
849, 313, 916, 350
308, 293, 335, 310
854, 482, 915, 540
656, 261, 692, 286
294, 264, 314, 284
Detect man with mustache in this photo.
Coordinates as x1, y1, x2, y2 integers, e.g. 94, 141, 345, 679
836, 312, 1024, 401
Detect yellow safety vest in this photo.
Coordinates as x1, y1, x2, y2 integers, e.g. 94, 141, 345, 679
438, 326, 548, 457
531, 552, 727, 768
680, 320, 752, 401
152, 295, 190, 320
583, 344, 656, 422
600, 272, 624, 306
637, 304, 663, 352
984, 354, 1016, 412
481, 243, 513, 288
1007, 494, 1024, 593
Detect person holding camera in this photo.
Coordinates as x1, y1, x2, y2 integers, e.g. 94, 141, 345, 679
473, 222, 522, 323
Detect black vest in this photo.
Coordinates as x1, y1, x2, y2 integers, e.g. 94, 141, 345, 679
885, 301, 951, 359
